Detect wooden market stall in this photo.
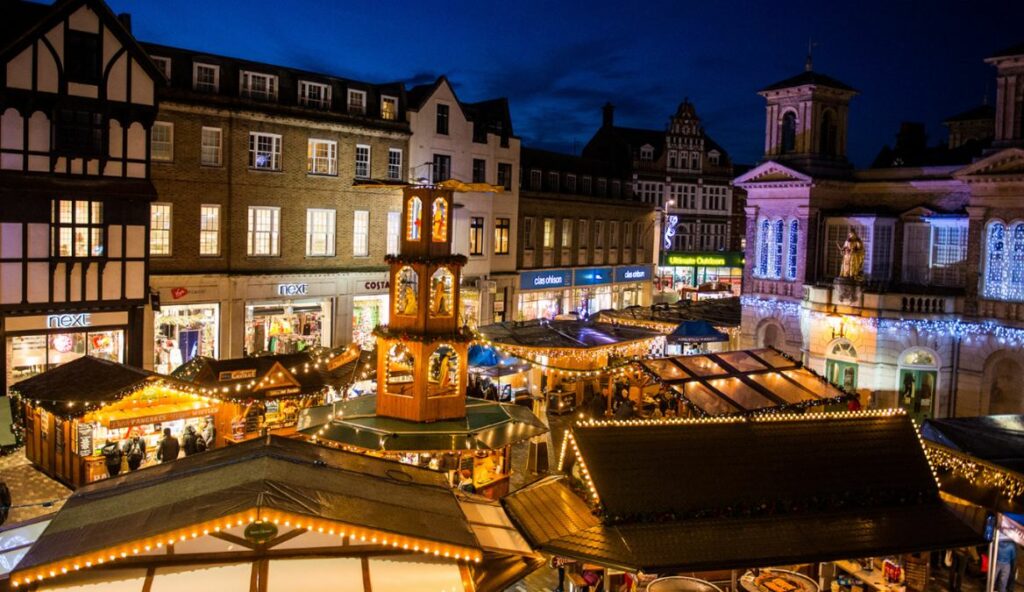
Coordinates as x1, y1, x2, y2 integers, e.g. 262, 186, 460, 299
4, 436, 542, 592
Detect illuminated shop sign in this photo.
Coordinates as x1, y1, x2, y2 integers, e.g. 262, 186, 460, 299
277, 283, 309, 296
363, 280, 390, 291
519, 269, 572, 291
661, 251, 746, 268
46, 313, 91, 329
615, 265, 653, 283
574, 267, 613, 287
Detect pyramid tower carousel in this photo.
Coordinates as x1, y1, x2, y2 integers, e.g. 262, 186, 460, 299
298, 186, 547, 499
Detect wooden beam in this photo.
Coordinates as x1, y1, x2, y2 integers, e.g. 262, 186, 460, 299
361, 556, 372, 592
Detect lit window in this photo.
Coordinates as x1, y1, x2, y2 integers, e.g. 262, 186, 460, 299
429, 268, 455, 317
609, 221, 619, 248
151, 122, 173, 161
193, 63, 219, 92
772, 219, 784, 278
247, 206, 280, 256
469, 216, 484, 256
348, 89, 367, 114
249, 132, 281, 170
306, 209, 336, 257
407, 196, 423, 241
240, 71, 278, 101
543, 218, 555, 249
431, 198, 448, 242
200, 127, 222, 166
494, 218, 510, 255
786, 219, 799, 280
299, 81, 331, 109
983, 221, 1024, 300
381, 95, 398, 121
352, 210, 369, 257
387, 148, 402, 181
199, 205, 220, 256
51, 200, 103, 257
150, 203, 172, 256
307, 139, 338, 175
355, 145, 370, 178
561, 219, 573, 248
386, 211, 401, 255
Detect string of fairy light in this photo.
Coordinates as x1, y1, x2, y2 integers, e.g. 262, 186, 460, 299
925, 443, 1024, 503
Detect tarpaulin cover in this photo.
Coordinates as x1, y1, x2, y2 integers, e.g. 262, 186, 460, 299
668, 320, 729, 343
15, 436, 480, 575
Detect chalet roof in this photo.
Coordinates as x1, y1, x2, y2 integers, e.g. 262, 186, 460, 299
760, 70, 857, 93
476, 319, 662, 351
505, 413, 981, 573
9, 356, 161, 413
175, 352, 346, 397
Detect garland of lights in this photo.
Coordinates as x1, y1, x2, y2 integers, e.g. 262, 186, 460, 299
384, 254, 468, 266
740, 295, 802, 317
373, 325, 474, 344
925, 443, 1024, 503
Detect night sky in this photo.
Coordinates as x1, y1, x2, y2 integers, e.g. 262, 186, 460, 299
108, 0, 1024, 168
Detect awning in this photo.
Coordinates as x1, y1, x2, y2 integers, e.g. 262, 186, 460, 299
668, 320, 728, 343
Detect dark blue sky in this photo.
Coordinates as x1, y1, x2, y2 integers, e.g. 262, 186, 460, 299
109, 0, 1023, 167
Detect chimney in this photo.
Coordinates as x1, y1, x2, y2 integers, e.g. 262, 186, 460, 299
117, 13, 132, 33
602, 102, 614, 128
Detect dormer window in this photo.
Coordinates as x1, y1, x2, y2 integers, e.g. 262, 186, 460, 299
639, 145, 654, 161
381, 95, 398, 121
299, 81, 331, 110
708, 150, 721, 166
240, 71, 278, 101
348, 89, 367, 115
193, 63, 219, 93
150, 56, 171, 81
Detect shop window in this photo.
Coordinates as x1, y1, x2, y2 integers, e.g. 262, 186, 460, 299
395, 266, 419, 316
494, 218, 510, 255
8, 331, 123, 386
51, 199, 104, 258
353, 295, 388, 350
406, 196, 422, 241
150, 203, 172, 256
245, 301, 326, 355
430, 267, 455, 317
154, 304, 219, 374
431, 197, 448, 242
469, 216, 484, 256
427, 344, 459, 397
385, 343, 415, 396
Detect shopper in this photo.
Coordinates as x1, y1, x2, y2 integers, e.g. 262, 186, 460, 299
123, 435, 146, 471
995, 538, 1017, 592
182, 426, 200, 456
202, 418, 216, 450
101, 439, 123, 477
156, 428, 180, 463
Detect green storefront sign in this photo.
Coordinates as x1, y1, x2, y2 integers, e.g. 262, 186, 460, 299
660, 251, 745, 268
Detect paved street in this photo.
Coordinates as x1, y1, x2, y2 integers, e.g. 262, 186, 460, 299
0, 450, 69, 525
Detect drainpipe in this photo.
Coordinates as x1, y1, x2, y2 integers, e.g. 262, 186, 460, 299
949, 335, 961, 418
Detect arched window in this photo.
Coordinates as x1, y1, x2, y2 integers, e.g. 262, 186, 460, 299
429, 267, 454, 318
395, 266, 419, 316
786, 219, 799, 280
756, 219, 771, 277
427, 344, 459, 397
385, 343, 415, 396
830, 340, 857, 359
772, 219, 784, 279
431, 197, 448, 242
406, 196, 422, 241
819, 110, 838, 156
1011, 223, 1024, 300
984, 222, 1006, 299
780, 111, 796, 154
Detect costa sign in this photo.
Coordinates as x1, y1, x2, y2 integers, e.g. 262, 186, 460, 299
364, 280, 390, 291
277, 283, 309, 296
46, 313, 91, 329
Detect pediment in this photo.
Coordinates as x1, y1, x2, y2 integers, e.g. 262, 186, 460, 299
733, 161, 813, 186
899, 206, 937, 220
955, 148, 1024, 180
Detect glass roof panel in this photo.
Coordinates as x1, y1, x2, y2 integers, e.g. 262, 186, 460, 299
748, 349, 798, 369
706, 377, 775, 411
748, 372, 817, 405
782, 369, 843, 398
673, 383, 739, 416
642, 359, 691, 381
675, 355, 729, 378
715, 351, 768, 373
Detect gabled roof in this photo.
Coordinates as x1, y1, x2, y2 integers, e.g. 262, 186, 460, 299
954, 147, 1024, 180
407, 76, 514, 136
178, 352, 345, 397
13, 436, 486, 585
989, 41, 1024, 60
732, 160, 814, 186
945, 104, 996, 123
506, 412, 981, 573
1, 0, 164, 82
759, 70, 857, 93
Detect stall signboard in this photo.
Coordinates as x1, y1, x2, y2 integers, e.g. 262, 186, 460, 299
661, 251, 745, 268
219, 369, 257, 381
107, 406, 219, 429
614, 265, 654, 283
244, 521, 278, 544
519, 269, 572, 291
573, 267, 613, 287
265, 387, 301, 396
77, 423, 94, 456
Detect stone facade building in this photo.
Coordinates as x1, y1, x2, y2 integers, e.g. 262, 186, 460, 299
140, 43, 410, 371
0, 0, 162, 394
736, 44, 1024, 421
583, 102, 745, 296
514, 147, 656, 321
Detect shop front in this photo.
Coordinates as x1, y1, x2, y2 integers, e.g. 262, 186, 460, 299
613, 264, 654, 309
348, 274, 390, 350
658, 251, 745, 296
153, 303, 219, 374
4, 312, 128, 394
517, 269, 573, 321
244, 280, 334, 356
573, 267, 613, 317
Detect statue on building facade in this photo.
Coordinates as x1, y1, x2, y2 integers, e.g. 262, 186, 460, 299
837, 229, 865, 279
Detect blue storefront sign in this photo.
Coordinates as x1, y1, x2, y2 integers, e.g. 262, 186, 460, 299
519, 269, 572, 291
573, 267, 613, 287
614, 265, 653, 283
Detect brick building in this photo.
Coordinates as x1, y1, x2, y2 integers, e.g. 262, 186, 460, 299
737, 45, 1024, 420
140, 43, 410, 371
514, 147, 656, 320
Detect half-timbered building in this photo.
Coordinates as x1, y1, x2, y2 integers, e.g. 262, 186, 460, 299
0, 0, 162, 394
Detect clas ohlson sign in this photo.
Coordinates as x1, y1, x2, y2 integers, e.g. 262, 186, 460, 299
614, 265, 654, 283
661, 251, 745, 268
519, 269, 573, 291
